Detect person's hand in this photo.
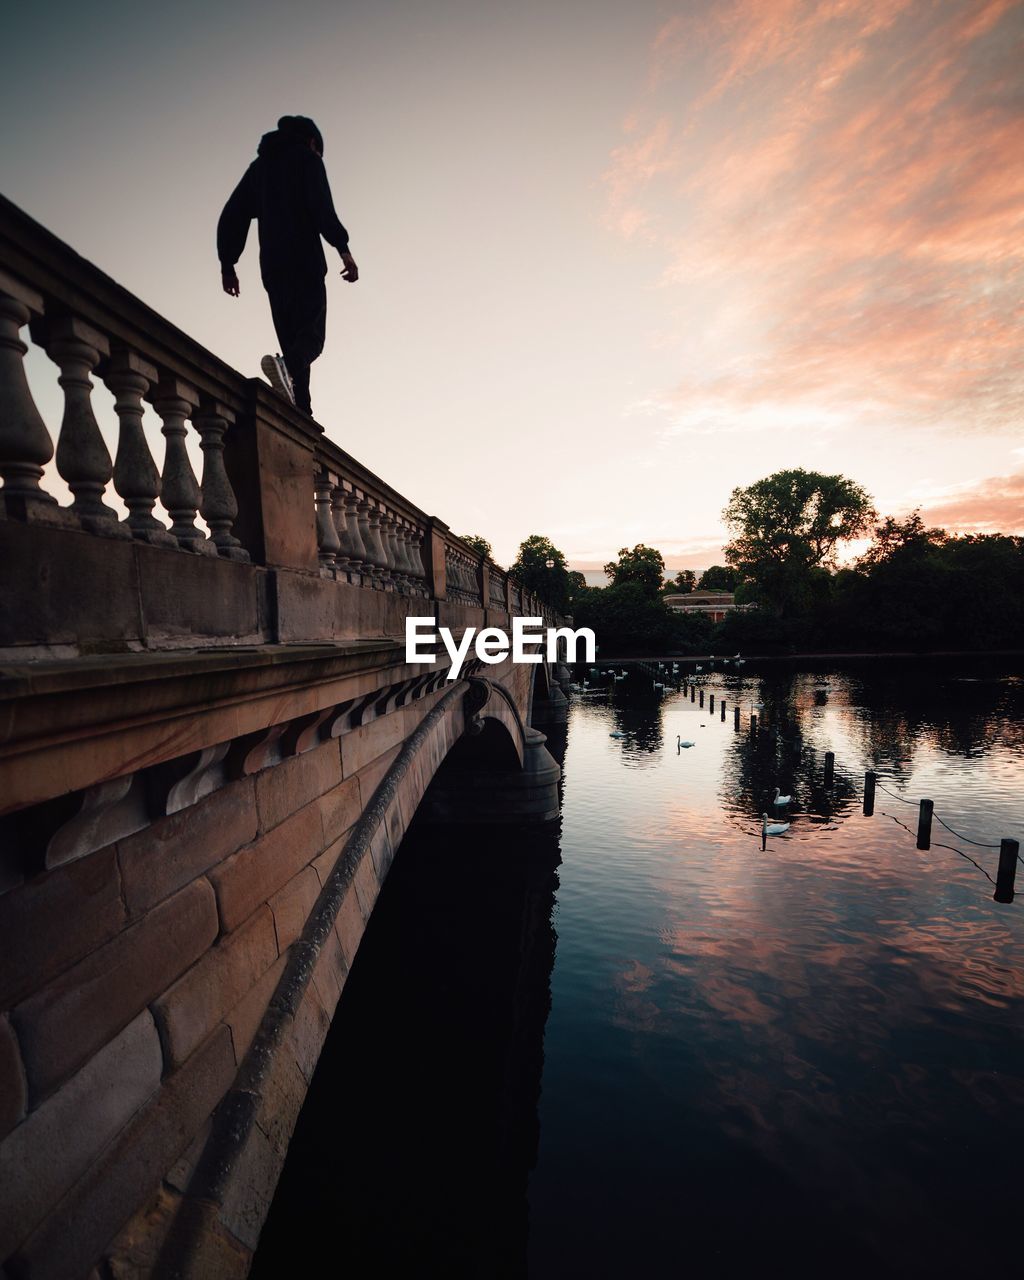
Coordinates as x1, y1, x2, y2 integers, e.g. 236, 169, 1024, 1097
340, 252, 359, 283
222, 268, 240, 297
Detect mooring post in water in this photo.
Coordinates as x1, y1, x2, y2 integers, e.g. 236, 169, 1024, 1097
994, 839, 1019, 904
721, 701, 726, 721
824, 751, 834, 787
699, 690, 704, 707
916, 799, 933, 850
863, 770, 876, 816
750, 713, 757, 736
734, 706, 740, 731
691, 686, 695, 702
709, 693, 715, 712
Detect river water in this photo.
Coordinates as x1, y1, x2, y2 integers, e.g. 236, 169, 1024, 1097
254, 657, 1024, 1278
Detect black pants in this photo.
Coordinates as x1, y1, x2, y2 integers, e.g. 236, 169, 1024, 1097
265, 273, 327, 414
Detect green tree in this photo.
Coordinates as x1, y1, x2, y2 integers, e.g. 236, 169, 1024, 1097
664, 569, 696, 594
723, 468, 875, 615
604, 544, 666, 598
697, 564, 739, 591
511, 534, 570, 611
460, 533, 493, 559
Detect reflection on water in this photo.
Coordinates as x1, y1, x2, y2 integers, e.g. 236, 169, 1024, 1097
531, 656, 1024, 1276
255, 658, 1024, 1277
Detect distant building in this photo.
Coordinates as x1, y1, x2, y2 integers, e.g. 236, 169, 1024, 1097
664, 591, 750, 623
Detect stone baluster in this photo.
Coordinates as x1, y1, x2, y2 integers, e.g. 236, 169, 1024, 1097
357, 497, 385, 587
374, 506, 393, 583
0, 274, 60, 520
460, 552, 474, 600
45, 315, 129, 537
194, 399, 249, 561
381, 510, 407, 592
330, 485, 351, 577
354, 492, 377, 586
366, 502, 391, 588
104, 349, 176, 547
394, 518, 417, 592
150, 379, 214, 554
407, 524, 424, 593
315, 470, 339, 568
341, 487, 368, 580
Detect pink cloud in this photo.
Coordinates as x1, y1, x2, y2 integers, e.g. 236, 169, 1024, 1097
913, 470, 1024, 532
605, 0, 1024, 437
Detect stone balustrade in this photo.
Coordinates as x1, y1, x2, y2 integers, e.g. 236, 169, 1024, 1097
0, 192, 571, 1280
0, 193, 549, 656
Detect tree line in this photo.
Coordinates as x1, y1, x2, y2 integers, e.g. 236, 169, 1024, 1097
492, 469, 1024, 655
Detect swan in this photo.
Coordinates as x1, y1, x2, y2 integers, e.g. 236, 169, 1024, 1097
694, 664, 703, 672
676, 735, 695, 749
761, 813, 789, 836
772, 787, 791, 806
610, 731, 625, 739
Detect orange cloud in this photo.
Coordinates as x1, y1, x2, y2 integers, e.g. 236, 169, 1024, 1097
605, 0, 1024, 437
914, 470, 1024, 532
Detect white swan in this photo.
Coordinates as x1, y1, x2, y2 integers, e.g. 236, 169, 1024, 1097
610, 731, 625, 739
772, 787, 791, 806
761, 812, 789, 835
676, 735, 695, 749
695, 664, 703, 672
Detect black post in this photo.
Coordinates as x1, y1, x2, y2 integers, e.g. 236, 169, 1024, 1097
709, 694, 715, 712
916, 799, 933, 850
691, 687, 695, 702
863, 770, 876, 816
750, 713, 758, 736
994, 839, 1019, 904
699, 690, 704, 708
824, 751, 834, 787
721, 701, 726, 721
733, 706, 740, 731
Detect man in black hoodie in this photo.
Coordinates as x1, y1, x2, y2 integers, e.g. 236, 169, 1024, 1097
217, 115, 358, 416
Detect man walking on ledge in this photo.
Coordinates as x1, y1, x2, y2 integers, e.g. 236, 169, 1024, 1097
218, 114, 358, 417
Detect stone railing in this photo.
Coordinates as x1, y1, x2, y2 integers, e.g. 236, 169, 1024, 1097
0, 193, 550, 653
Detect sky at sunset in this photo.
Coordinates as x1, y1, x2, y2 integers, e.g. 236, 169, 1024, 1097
1, 0, 1021, 573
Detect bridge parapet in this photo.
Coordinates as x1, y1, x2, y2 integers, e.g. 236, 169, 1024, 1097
0, 193, 553, 658
0, 192, 572, 1280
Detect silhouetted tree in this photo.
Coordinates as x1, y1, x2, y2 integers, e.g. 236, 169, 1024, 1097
724, 469, 875, 616
603, 544, 666, 598
460, 534, 493, 559
664, 569, 697, 594
697, 564, 739, 591
512, 535, 570, 611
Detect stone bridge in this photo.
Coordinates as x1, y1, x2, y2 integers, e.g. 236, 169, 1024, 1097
0, 194, 571, 1278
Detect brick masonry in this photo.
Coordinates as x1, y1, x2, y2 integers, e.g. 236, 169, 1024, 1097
0, 650, 553, 1279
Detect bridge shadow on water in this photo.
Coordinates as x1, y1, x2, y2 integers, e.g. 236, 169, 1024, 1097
252, 729, 568, 1279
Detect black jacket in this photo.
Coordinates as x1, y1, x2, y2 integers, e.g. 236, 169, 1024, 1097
217, 128, 350, 286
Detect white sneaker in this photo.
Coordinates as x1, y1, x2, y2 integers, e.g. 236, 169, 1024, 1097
260, 354, 295, 404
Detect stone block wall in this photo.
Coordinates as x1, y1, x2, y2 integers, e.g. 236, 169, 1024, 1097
0, 682, 466, 1279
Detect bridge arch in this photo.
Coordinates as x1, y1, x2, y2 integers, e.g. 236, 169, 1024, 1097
146, 673, 560, 1277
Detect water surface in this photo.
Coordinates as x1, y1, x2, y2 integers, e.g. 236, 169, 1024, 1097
255, 657, 1024, 1278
